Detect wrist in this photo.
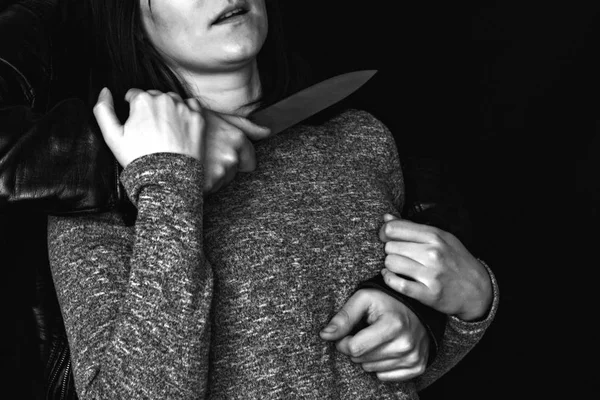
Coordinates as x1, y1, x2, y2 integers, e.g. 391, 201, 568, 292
456, 267, 494, 322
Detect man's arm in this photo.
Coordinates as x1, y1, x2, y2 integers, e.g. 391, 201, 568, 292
0, 1, 119, 213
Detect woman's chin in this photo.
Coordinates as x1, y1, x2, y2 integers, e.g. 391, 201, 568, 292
217, 44, 262, 66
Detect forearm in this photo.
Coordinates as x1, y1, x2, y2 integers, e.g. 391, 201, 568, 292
414, 260, 499, 391
48, 153, 213, 399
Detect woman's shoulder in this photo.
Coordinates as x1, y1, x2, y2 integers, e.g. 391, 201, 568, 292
301, 107, 397, 149
303, 105, 390, 131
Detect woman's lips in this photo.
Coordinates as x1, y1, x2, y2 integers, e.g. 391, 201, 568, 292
212, 4, 249, 25
213, 10, 249, 25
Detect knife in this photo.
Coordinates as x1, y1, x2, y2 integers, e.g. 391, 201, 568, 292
249, 70, 378, 135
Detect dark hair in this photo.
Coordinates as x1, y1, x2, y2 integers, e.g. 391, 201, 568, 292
87, 0, 310, 122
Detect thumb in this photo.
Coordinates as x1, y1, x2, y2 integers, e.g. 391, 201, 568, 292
319, 292, 369, 341
93, 88, 123, 147
218, 113, 272, 141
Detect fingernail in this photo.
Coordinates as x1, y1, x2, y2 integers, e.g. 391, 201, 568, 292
381, 268, 387, 276
321, 324, 337, 333
99, 87, 108, 97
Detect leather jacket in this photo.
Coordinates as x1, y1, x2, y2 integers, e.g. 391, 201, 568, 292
1, 2, 473, 399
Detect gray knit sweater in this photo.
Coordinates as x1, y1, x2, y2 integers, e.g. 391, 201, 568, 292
48, 109, 499, 399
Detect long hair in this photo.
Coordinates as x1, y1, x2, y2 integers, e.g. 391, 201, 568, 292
86, 0, 308, 122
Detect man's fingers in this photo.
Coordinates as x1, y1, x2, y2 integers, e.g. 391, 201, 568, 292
384, 253, 424, 277
219, 113, 272, 141
319, 292, 369, 341
376, 365, 427, 382
336, 314, 400, 358
237, 137, 257, 172
381, 269, 428, 301
93, 88, 123, 146
124, 88, 145, 103
379, 218, 446, 244
361, 357, 420, 372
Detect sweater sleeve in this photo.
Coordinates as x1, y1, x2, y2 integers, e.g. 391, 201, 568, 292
414, 259, 500, 391
47, 153, 213, 400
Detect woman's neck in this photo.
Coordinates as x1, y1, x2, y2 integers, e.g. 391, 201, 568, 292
178, 61, 261, 117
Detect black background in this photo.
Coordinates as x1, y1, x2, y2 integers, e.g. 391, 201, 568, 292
3, 1, 596, 398
281, 1, 596, 398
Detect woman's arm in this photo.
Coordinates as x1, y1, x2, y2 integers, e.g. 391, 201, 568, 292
48, 153, 213, 399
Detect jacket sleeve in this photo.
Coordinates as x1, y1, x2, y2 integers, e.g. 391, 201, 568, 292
47, 153, 213, 399
0, 0, 119, 213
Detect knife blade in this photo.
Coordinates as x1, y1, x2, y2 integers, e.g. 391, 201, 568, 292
249, 70, 378, 135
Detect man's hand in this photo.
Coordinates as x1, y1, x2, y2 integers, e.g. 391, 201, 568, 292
93, 88, 205, 168
201, 109, 272, 195
95, 87, 273, 194
379, 214, 493, 321
320, 289, 429, 382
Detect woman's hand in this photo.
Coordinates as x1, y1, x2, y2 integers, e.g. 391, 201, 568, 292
93, 88, 205, 168
320, 289, 429, 382
379, 214, 493, 321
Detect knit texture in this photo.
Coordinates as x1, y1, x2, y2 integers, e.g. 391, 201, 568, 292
48, 109, 498, 399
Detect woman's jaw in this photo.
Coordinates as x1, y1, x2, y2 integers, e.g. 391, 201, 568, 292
140, 0, 268, 114
179, 60, 262, 116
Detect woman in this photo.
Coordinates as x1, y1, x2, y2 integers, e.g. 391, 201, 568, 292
16, 0, 497, 399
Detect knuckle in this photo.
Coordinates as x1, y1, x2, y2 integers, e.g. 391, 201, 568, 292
425, 229, 444, 245
392, 278, 406, 292
211, 164, 226, 179
158, 92, 172, 102
353, 289, 371, 304
222, 151, 239, 167
414, 363, 427, 376
397, 336, 415, 353
426, 247, 443, 262
177, 102, 188, 113
348, 342, 364, 358
429, 281, 443, 301
229, 127, 245, 145
406, 350, 420, 365
336, 308, 351, 325
134, 92, 152, 105
387, 317, 404, 335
